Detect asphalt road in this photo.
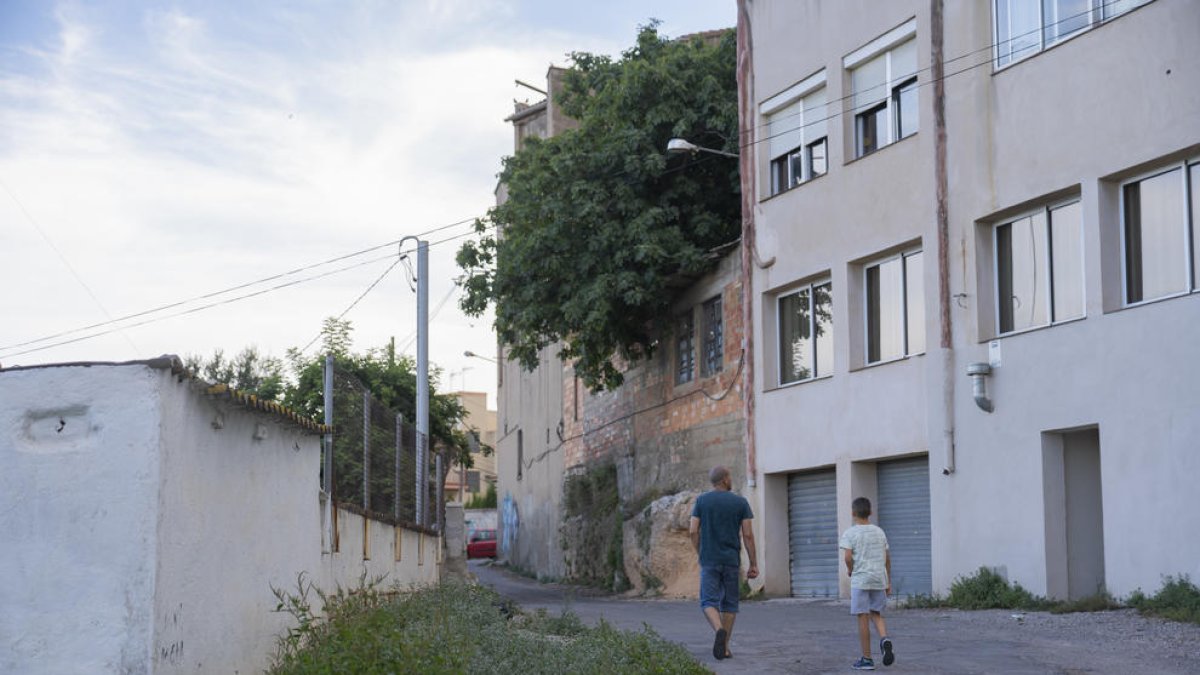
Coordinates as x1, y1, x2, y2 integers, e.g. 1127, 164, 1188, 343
471, 561, 1200, 674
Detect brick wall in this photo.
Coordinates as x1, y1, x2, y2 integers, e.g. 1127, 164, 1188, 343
561, 247, 747, 503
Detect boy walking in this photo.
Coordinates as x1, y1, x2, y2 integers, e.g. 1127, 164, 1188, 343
839, 497, 895, 670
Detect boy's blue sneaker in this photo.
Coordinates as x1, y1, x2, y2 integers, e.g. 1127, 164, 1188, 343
852, 656, 876, 670
880, 637, 895, 666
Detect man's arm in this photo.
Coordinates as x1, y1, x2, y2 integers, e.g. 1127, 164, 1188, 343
843, 547, 854, 577
740, 519, 758, 579
689, 516, 701, 554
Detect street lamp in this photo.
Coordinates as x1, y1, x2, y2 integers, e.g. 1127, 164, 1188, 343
464, 350, 497, 364
666, 138, 738, 158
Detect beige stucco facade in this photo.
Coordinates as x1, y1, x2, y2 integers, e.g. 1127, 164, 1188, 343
745, 0, 1200, 600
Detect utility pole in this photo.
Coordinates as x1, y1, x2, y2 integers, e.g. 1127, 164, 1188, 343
400, 237, 430, 527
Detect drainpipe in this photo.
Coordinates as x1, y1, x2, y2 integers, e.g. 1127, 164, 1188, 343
932, 0, 957, 475
737, 0, 759, 489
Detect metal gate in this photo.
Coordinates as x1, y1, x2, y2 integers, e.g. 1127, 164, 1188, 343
787, 469, 839, 597
877, 456, 932, 597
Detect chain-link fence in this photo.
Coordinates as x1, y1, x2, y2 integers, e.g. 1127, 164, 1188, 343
322, 358, 440, 530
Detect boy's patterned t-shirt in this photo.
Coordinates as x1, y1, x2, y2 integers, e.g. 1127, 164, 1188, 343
839, 524, 889, 590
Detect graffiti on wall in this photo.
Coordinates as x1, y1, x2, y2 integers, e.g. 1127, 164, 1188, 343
500, 492, 519, 556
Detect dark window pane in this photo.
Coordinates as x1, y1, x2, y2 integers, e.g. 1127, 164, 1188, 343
701, 296, 723, 377
676, 312, 695, 385
814, 282, 833, 377
997, 213, 1050, 332
856, 102, 886, 157
997, 223, 1015, 333
894, 78, 918, 139
807, 137, 827, 178
867, 258, 904, 362
1125, 168, 1186, 303
780, 289, 813, 383
1192, 165, 1200, 291
770, 156, 788, 195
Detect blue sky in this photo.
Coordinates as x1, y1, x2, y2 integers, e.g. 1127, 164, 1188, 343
0, 1, 736, 400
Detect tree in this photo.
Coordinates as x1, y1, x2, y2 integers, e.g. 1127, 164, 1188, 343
457, 25, 740, 390
184, 346, 285, 401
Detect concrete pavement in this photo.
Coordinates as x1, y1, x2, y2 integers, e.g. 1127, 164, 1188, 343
471, 561, 1200, 674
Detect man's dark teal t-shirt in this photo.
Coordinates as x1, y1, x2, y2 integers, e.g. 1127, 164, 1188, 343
692, 489, 753, 567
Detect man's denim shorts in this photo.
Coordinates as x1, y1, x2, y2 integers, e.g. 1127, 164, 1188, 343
699, 563, 740, 613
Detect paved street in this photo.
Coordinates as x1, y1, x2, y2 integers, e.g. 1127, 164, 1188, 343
472, 561, 1200, 674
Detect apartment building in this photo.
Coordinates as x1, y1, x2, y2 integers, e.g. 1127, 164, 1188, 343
743, 0, 1199, 600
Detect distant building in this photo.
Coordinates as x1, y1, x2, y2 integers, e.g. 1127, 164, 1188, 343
742, 0, 1199, 600
444, 390, 497, 503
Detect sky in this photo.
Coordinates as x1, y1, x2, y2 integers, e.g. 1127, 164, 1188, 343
0, 0, 736, 406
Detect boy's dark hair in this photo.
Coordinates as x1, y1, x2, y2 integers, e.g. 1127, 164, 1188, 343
852, 497, 872, 519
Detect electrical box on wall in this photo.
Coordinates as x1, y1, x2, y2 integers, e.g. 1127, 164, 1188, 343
989, 340, 1002, 368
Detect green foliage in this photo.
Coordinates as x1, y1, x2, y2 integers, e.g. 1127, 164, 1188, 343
946, 567, 1053, 611
465, 482, 497, 509
270, 580, 706, 674
1048, 592, 1122, 614
561, 462, 627, 590
1127, 576, 1200, 624
457, 25, 740, 391
184, 346, 285, 401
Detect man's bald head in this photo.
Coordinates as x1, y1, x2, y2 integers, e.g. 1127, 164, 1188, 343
709, 465, 731, 486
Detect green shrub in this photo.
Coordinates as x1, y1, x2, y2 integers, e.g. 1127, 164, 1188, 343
900, 593, 948, 609
270, 580, 705, 674
946, 567, 1052, 611
1128, 576, 1200, 624
1048, 592, 1121, 614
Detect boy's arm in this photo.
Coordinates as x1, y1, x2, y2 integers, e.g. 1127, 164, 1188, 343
688, 516, 701, 554
741, 519, 758, 579
842, 547, 854, 577
885, 549, 892, 595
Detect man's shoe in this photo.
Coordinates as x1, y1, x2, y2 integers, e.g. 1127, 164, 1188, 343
880, 637, 894, 666
712, 628, 728, 660
851, 656, 876, 670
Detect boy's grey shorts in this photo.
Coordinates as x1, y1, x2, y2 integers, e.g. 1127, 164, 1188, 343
850, 588, 887, 615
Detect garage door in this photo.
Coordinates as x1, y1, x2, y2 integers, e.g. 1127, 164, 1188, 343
787, 470, 839, 597
877, 456, 932, 597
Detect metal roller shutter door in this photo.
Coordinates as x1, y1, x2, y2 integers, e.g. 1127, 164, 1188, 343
877, 456, 932, 597
787, 470, 839, 597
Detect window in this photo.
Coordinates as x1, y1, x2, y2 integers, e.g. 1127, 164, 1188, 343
865, 250, 924, 363
1122, 162, 1199, 305
778, 281, 833, 384
766, 86, 828, 195
994, 0, 1154, 67
676, 311, 695, 385
701, 296, 724, 377
851, 39, 918, 159
995, 201, 1084, 333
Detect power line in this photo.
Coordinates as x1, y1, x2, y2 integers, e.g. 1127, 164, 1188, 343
298, 257, 403, 354
0, 217, 479, 354
0, 226, 491, 360
0, 177, 141, 357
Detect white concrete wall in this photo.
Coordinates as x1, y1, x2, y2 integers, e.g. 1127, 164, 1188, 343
0, 362, 440, 674
748, 0, 1200, 599
0, 365, 162, 674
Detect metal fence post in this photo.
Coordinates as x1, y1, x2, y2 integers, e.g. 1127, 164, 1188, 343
394, 414, 403, 520
435, 452, 444, 532
416, 432, 425, 527
362, 390, 370, 510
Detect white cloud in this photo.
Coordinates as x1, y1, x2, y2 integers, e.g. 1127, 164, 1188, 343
0, 0, 735, 402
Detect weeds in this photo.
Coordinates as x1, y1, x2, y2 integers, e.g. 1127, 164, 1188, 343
1048, 592, 1122, 614
269, 580, 705, 674
1128, 576, 1200, 624
946, 567, 1053, 611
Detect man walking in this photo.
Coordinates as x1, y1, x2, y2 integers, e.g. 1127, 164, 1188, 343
689, 465, 757, 661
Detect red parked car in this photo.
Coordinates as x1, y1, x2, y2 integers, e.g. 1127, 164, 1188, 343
467, 529, 497, 559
